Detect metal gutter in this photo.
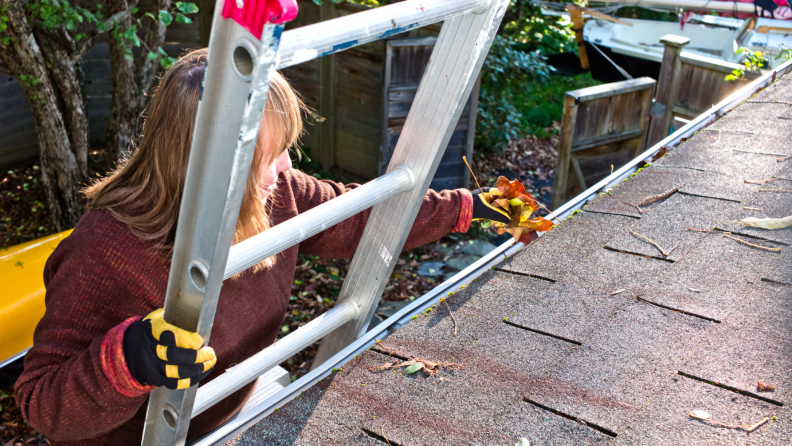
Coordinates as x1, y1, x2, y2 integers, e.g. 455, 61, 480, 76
194, 57, 792, 446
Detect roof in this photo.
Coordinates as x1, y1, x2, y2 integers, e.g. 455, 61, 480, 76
226, 72, 792, 445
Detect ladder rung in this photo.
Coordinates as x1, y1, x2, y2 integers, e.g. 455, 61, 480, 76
223, 166, 415, 279
192, 299, 359, 417
277, 0, 489, 69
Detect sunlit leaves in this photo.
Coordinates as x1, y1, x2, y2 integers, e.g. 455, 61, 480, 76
158, 10, 173, 26
175, 13, 192, 24
175, 2, 199, 14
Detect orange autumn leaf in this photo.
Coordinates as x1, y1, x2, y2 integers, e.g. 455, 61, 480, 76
496, 176, 538, 209
479, 176, 554, 243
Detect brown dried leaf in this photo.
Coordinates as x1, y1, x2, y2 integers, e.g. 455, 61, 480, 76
480, 177, 554, 243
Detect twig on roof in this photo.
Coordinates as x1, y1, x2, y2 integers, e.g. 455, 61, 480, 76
746, 100, 792, 105
744, 177, 780, 184
622, 201, 643, 214
611, 289, 626, 295
687, 228, 711, 233
442, 298, 458, 336
743, 206, 763, 211
666, 241, 681, 257
704, 129, 755, 134
778, 155, 792, 162
722, 234, 781, 252
759, 189, 792, 192
708, 129, 721, 147
682, 285, 701, 293
629, 230, 671, 256
638, 185, 680, 206
689, 411, 769, 433
538, 202, 562, 225
733, 149, 786, 157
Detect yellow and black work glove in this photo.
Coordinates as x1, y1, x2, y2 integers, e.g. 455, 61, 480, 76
123, 309, 217, 390
470, 187, 511, 225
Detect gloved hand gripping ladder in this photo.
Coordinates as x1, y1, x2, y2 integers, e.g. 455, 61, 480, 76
142, 0, 508, 444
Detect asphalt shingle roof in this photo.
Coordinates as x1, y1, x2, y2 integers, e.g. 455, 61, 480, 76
228, 71, 792, 445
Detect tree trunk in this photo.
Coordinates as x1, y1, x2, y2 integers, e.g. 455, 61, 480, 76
105, 0, 168, 159
106, 8, 140, 159
38, 33, 89, 173
0, 1, 86, 231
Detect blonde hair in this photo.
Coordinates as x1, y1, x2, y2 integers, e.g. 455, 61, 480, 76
84, 48, 307, 272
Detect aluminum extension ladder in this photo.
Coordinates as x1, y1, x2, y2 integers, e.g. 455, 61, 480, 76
141, 0, 507, 444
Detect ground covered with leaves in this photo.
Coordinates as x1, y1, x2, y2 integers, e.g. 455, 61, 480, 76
0, 387, 49, 445
0, 165, 54, 250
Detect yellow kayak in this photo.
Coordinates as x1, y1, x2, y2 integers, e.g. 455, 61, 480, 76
0, 230, 72, 366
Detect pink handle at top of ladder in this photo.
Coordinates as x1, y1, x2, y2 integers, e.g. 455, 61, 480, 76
222, 0, 298, 39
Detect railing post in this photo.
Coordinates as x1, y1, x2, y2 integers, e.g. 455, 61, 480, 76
567, 5, 589, 70
646, 34, 690, 147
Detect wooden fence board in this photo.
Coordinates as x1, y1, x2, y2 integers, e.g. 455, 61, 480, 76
552, 77, 655, 209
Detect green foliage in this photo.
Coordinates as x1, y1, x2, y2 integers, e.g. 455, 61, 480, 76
475, 3, 595, 152
20, 0, 198, 67
614, 6, 677, 22
725, 47, 770, 81
18, 74, 39, 88
476, 35, 551, 150
776, 44, 792, 62
0, 6, 9, 42
499, 6, 577, 55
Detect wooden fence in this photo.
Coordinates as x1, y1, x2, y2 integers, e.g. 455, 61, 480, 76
551, 77, 656, 209
647, 34, 758, 145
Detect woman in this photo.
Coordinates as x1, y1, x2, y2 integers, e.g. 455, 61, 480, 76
13, 49, 510, 445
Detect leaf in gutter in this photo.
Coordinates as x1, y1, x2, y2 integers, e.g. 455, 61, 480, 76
404, 362, 423, 374
740, 216, 792, 229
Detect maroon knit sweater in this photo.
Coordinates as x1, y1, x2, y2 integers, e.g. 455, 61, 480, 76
14, 169, 472, 445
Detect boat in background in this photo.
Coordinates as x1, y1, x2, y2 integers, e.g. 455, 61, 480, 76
585, 14, 792, 68
538, 1, 792, 82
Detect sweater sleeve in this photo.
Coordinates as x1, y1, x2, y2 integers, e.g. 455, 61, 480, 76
280, 169, 473, 259
14, 211, 161, 441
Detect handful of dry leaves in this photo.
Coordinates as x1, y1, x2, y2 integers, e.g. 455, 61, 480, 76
475, 176, 555, 244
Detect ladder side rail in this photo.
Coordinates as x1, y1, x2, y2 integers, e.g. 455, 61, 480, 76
141, 2, 288, 443
224, 166, 414, 279
312, 0, 509, 367
276, 0, 489, 69
191, 299, 359, 417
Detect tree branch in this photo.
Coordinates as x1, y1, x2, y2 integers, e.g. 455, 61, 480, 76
135, 0, 169, 98
72, 9, 132, 63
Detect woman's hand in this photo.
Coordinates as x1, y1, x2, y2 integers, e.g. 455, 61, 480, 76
123, 309, 216, 390
470, 187, 511, 224
470, 187, 540, 245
